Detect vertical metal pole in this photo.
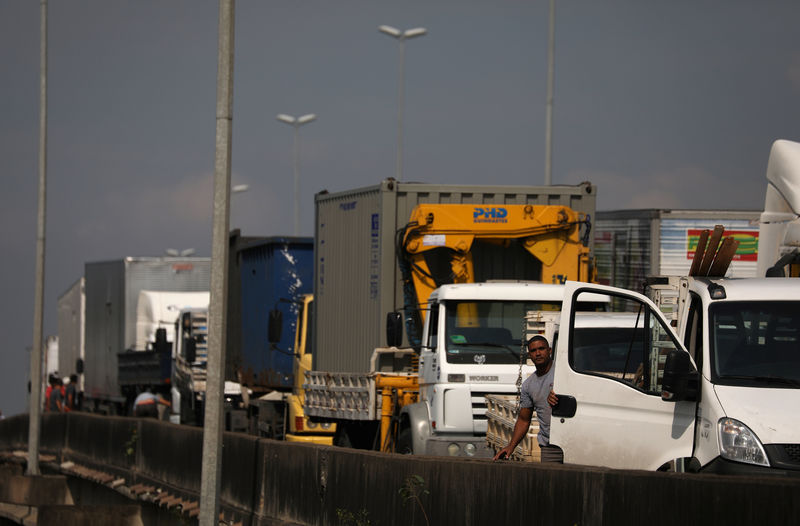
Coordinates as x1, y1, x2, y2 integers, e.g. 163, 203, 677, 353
544, 0, 556, 186
27, 0, 48, 477
199, 0, 234, 524
396, 40, 405, 182
293, 124, 299, 236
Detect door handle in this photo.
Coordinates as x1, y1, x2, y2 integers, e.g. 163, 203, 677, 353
551, 394, 576, 418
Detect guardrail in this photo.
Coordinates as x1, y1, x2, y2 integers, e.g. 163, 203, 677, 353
1, 413, 798, 525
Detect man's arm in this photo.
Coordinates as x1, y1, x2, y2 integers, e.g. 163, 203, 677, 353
492, 407, 533, 461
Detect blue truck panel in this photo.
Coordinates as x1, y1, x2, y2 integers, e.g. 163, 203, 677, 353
237, 237, 313, 390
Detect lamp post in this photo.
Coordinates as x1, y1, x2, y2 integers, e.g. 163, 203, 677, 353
276, 113, 316, 236
544, 0, 556, 186
378, 25, 426, 182
165, 248, 196, 257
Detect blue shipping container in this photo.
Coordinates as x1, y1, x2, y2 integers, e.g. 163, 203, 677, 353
237, 237, 313, 390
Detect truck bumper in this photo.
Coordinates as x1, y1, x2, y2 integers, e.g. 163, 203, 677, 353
424, 435, 494, 459
700, 457, 800, 477
285, 433, 335, 446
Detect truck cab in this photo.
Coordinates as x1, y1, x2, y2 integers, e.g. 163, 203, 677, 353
550, 278, 800, 474
401, 281, 607, 458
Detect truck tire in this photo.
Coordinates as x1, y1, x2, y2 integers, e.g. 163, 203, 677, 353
396, 427, 413, 455
333, 425, 353, 448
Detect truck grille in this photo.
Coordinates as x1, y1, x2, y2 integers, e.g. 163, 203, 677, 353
782, 444, 800, 464
764, 444, 800, 470
471, 390, 516, 421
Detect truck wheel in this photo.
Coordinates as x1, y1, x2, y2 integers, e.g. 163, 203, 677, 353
396, 427, 413, 455
333, 426, 353, 448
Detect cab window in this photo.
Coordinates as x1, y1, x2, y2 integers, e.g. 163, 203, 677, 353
570, 290, 684, 395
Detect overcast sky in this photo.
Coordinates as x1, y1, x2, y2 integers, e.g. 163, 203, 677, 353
2, 1, 799, 417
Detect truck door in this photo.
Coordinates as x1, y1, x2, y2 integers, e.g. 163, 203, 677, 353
550, 282, 697, 470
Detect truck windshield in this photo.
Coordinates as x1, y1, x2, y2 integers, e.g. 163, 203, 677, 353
444, 300, 561, 364
710, 301, 800, 387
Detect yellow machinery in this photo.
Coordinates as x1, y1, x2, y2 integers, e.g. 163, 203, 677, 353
397, 203, 593, 341
284, 294, 335, 444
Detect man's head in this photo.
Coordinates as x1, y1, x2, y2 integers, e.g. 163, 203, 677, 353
526, 335, 552, 370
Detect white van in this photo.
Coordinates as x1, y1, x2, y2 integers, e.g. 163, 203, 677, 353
550, 278, 800, 475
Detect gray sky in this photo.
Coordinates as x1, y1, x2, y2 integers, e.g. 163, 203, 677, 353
2, 1, 799, 417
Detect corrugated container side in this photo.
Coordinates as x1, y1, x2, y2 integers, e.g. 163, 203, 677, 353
315, 186, 382, 374
595, 210, 760, 292
84, 258, 211, 403
84, 261, 125, 401
236, 238, 313, 391
57, 278, 85, 389
594, 211, 656, 293
314, 180, 597, 373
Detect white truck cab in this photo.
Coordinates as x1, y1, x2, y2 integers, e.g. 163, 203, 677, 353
402, 281, 608, 458
551, 278, 800, 475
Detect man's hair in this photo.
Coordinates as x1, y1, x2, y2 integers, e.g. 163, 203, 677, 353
526, 335, 550, 349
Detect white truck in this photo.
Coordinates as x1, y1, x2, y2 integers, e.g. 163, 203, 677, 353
120, 290, 210, 420
548, 139, 800, 475
757, 139, 800, 277
550, 276, 800, 475
306, 281, 608, 457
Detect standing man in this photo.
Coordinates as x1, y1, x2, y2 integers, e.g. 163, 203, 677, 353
493, 335, 561, 463
64, 374, 78, 411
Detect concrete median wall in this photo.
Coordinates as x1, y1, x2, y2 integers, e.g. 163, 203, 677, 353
1, 413, 799, 525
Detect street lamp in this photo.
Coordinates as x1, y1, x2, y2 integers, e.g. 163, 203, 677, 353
165, 248, 196, 257
276, 113, 317, 236
378, 25, 427, 182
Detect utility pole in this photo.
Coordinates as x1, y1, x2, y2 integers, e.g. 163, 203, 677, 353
544, 0, 556, 186
379, 25, 426, 182
27, 0, 48, 477
199, 0, 234, 524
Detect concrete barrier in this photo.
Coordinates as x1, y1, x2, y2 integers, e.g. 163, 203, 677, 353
136, 418, 203, 494
2, 413, 799, 526
0, 475, 73, 506
38, 504, 143, 526
65, 412, 137, 472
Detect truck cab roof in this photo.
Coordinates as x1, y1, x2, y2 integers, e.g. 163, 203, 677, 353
430, 281, 610, 304
431, 282, 568, 302
690, 277, 800, 302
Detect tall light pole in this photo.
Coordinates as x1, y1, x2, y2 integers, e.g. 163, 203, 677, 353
544, 0, 556, 186
277, 113, 316, 236
28, 0, 48, 477
378, 25, 426, 182
199, 0, 234, 523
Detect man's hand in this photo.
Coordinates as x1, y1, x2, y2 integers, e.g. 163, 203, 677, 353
493, 446, 513, 461
547, 390, 558, 407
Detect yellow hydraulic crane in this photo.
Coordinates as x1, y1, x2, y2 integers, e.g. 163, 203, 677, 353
398, 203, 594, 323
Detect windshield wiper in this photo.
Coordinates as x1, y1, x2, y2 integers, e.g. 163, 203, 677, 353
717, 375, 800, 388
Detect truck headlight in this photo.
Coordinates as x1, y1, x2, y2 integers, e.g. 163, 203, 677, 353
718, 418, 769, 467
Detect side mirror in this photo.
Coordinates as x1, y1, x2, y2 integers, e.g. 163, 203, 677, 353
75, 358, 84, 375
661, 350, 699, 402
268, 309, 282, 344
185, 338, 197, 364
386, 312, 403, 348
